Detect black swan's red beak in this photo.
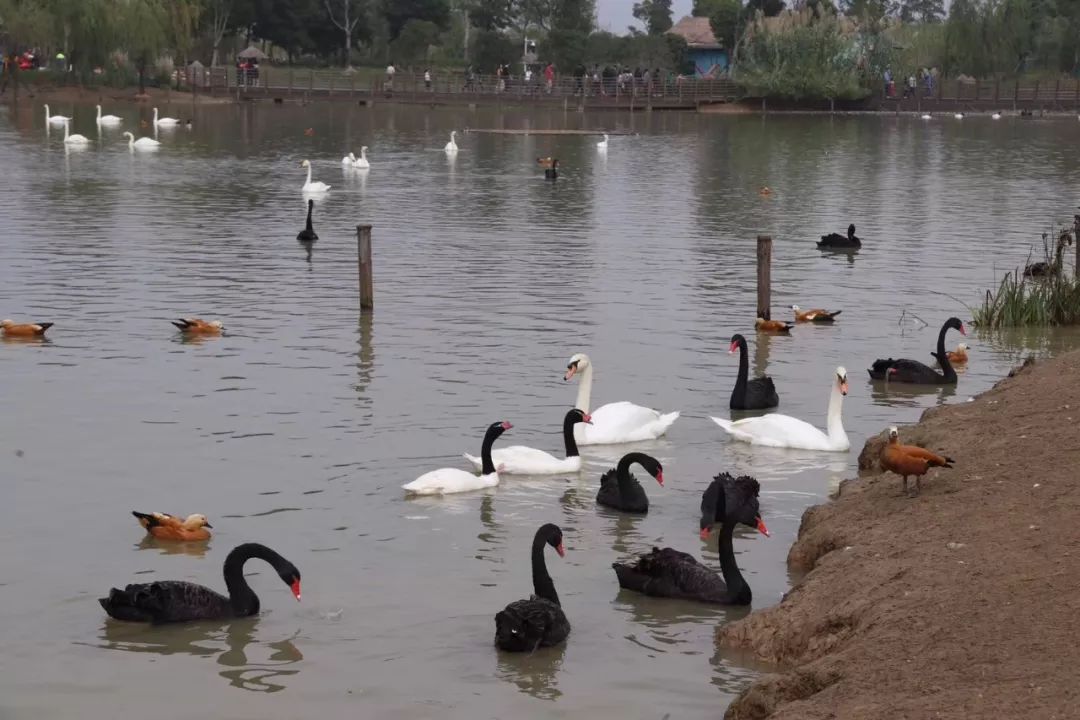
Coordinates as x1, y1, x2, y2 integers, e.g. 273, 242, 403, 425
699, 526, 711, 540
291, 579, 302, 601
756, 517, 770, 537
556, 543, 565, 558
656, 470, 664, 487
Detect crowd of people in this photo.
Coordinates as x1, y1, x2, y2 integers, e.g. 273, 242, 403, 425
883, 66, 938, 98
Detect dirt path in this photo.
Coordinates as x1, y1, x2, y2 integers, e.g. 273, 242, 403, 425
0, 84, 231, 106
718, 352, 1080, 720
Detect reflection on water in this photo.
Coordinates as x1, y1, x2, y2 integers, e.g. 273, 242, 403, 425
495, 642, 565, 701
136, 535, 210, 557
95, 619, 302, 693
869, 380, 959, 408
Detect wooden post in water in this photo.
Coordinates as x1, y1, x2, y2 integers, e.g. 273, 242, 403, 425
756, 235, 772, 321
357, 224, 374, 311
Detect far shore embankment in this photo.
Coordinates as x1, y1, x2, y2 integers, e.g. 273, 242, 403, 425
716, 351, 1080, 720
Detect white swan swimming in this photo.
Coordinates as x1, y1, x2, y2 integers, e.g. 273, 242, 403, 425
62, 119, 90, 146
355, 146, 370, 169
300, 159, 331, 193
710, 367, 849, 452
404, 421, 511, 495
96, 105, 122, 126
445, 131, 458, 153
920, 113, 931, 120
123, 131, 160, 150
597, 133, 609, 150
45, 104, 71, 125
564, 353, 679, 445
341, 152, 357, 166
991, 112, 1002, 120
954, 112, 965, 120
153, 107, 180, 127
464, 409, 590, 475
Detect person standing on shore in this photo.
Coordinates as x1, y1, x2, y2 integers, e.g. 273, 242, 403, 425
544, 62, 554, 94
386, 61, 395, 92
424, 68, 431, 91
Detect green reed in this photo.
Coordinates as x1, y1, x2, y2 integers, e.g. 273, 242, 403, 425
974, 270, 1080, 328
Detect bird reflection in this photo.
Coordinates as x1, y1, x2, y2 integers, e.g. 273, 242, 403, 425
495, 640, 565, 701
602, 509, 644, 556
1, 335, 50, 345
298, 238, 314, 264
819, 247, 858, 265
137, 534, 210, 557
96, 618, 302, 693
869, 380, 957, 408
753, 331, 772, 381
354, 311, 374, 407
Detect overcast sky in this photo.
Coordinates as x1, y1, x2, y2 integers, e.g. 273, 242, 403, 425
595, 0, 695, 33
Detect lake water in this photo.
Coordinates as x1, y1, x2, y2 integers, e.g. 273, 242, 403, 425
2, 100, 1078, 719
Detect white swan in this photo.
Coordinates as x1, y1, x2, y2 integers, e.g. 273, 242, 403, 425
123, 131, 160, 150
920, 113, 931, 120
45, 104, 71, 125
991, 112, 1002, 120
404, 421, 511, 495
564, 353, 679, 445
341, 152, 357, 166
355, 146, 370, 169
954, 112, 964, 120
153, 107, 180, 127
464, 409, 590, 475
96, 105, 122, 126
444, 131, 458, 153
300, 159, 331, 193
597, 133, 609, 150
710, 367, 849, 452
62, 119, 90, 146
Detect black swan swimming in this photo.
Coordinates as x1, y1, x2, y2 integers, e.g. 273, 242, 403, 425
596, 452, 663, 514
612, 473, 768, 605
818, 223, 861, 249
729, 333, 779, 410
297, 199, 318, 242
494, 523, 570, 652
1024, 231, 1072, 278
868, 316, 966, 384
544, 159, 559, 180
99, 543, 301, 623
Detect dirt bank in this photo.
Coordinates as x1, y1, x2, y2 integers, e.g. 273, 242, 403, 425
719, 351, 1080, 720
0, 84, 231, 106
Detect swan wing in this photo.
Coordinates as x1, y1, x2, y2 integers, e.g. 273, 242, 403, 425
402, 468, 497, 495
485, 446, 572, 475
99, 580, 231, 623
578, 401, 679, 445
711, 414, 832, 450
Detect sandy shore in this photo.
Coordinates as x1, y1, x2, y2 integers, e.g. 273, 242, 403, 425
718, 351, 1080, 719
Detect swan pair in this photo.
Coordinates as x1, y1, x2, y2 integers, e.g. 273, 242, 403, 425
342, 147, 370, 169
300, 159, 331, 193
712, 367, 849, 452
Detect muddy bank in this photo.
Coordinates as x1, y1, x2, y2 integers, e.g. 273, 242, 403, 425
0, 84, 231, 106
719, 351, 1080, 720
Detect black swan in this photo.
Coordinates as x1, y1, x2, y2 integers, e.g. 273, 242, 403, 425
818, 223, 861, 249
729, 333, 779, 410
868, 316, 966, 384
544, 159, 559, 180
494, 523, 570, 652
596, 452, 663, 514
99, 543, 301, 623
1024, 231, 1072, 278
297, 199, 318, 242
612, 473, 768, 605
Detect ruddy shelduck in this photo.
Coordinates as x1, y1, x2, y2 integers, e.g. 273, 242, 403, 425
879, 426, 954, 496
171, 318, 223, 335
791, 304, 842, 323
1, 319, 54, 337
132, 510, 213, 541
946, 343, 969, 364
754, 318, 794, 333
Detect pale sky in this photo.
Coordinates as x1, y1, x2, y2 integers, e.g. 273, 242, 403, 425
595, 0, 695, 34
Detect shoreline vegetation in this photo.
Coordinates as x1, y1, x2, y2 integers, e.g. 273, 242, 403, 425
716, 350, 1080, 719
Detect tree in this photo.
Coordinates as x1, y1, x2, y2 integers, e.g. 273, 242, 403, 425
392, 18, 441, 65
468, 0, 514, 30
746, 0, 785, 16
471, 27, 516, 71
381, 0, 450, 41
632, 0, 673, 34
692, 0, 722, 15
122, 0, 170, 94
708, 0, 741, 49
325, 0, 368, 67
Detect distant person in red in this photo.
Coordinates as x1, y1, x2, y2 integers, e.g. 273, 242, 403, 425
544, 63, 554, 94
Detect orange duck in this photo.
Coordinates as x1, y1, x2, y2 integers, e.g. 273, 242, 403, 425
171, 317, 223, 335
1, 319, 53, 337
791, 304, 842, 323
536, 156, 554, 168
945, 343, 969, 364
133, 511, 212, 541
755, 317, 794, 333
880, 426, 954, 496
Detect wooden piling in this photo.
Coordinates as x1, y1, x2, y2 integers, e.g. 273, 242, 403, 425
357, 224, 374, 310
756, 235, 772, 321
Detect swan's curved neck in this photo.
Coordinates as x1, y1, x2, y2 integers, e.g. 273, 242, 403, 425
480, 426, 500, 475
531, 535, 559, 605
153, 108, 159, 122
562, 415, 581, 458
360, 148, 367, 159
732, 339, 749, 400
305, 164, 313, 186
222, 543, 287, 616
616, 453, 647, 492
305, 203, 314, 230
96, 106, 101, 120
826, 382, 846, 440
716, 520, 748, 601
574, 363, 593, 413
936, 323, 956, 381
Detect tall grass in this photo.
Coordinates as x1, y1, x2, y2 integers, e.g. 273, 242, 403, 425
975, 228, 1080, 327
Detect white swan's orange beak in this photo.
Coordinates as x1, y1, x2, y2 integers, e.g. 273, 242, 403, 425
564, 365, 577, 381
291, 579, 302, 601
555, 543, 565, 558
756, 517, 770, 537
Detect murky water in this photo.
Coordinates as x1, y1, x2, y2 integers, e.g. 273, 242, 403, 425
2, 100, 1078, 719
